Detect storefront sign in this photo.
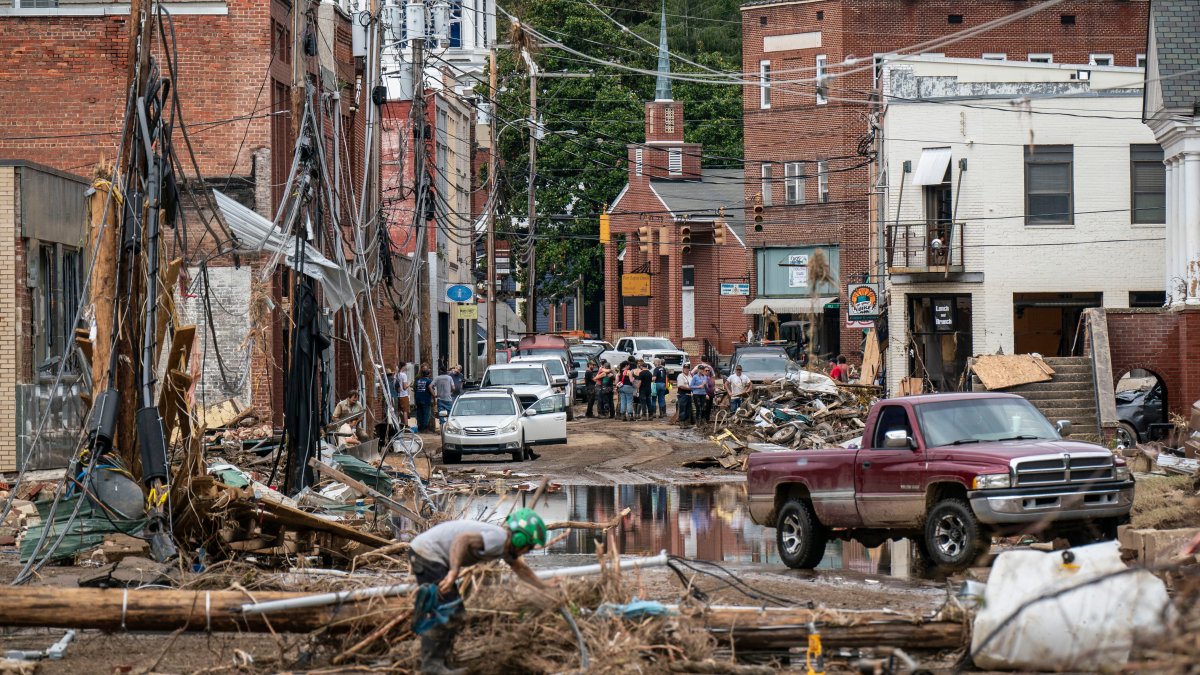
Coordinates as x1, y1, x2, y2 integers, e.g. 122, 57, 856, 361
621, 273, 651, 297
455, 303, 478, 320
933, 299, 955, 331
720, 283, 750, 296
846, 319, 874, 329
787, 254, 809, 288
847, 283, 881, 321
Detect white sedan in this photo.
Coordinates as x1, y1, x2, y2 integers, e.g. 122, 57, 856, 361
441, 389, 568, 463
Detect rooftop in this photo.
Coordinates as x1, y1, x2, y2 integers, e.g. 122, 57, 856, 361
1151, 0, 1200, 109
649, 168, 747, 242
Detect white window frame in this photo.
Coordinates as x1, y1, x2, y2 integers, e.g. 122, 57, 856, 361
668, 149, 682, 176
761, 163, 774, 206
982, 53, 1007, 61
1028, 53, 1053, 64
815, 54, 828, 105
14, 0, 59, 6
1136, 53, 1147, 69
784, 161, 805, 205
759, 60, 772, 109
872, 53, 886, 90
1089, 54, 1113, 67
817, 160, 829, 203
635, 148, 643, 176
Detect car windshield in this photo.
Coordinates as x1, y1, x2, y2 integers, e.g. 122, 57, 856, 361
452, 397, 516, 417
737, 356, 791, 371
916, 398, 1059, 447
636, 339, 676, 351
482, 368, 547, 387
531, 359, 566, 376
572, 357, 589, 371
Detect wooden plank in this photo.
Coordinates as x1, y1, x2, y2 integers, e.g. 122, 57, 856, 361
154, 257, 183, 354
857, 328, 881, 385
308, 458, 425, 523
972, 355, 1055, 390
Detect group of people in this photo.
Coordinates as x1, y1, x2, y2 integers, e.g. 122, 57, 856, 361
577, 357, 756, 428
406, 363, 466, 433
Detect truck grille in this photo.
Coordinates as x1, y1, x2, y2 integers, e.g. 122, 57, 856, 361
660, 354, 684, 365
463, 427, 496, 437
1013, 453, 1115, 487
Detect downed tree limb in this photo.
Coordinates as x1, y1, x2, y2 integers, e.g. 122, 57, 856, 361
682, 605, 966, 651
547, 507, 631, 531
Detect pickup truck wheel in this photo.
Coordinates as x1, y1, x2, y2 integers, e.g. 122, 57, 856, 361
776, 500, 827, 569
924, 499, 986, 571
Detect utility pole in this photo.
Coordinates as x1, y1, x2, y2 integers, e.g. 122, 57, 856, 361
486, 48, 498, 365
525, 63, 538, 332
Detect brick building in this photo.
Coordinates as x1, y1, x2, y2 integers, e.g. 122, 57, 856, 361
0, 0, 367, 469
603, 13, 749, 357
740, 0, 1150, 364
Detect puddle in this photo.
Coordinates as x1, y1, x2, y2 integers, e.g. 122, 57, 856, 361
455, 483, 913, 578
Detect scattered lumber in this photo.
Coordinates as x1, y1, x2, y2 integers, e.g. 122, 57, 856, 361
686, 605, 965, 651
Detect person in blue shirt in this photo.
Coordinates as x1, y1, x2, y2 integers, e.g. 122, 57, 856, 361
689, 367, 707, 425
414, 366, 434, 432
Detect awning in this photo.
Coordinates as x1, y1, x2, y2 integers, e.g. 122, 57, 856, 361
742, 297, 837, 315
912, 147, 952, 186
214, 189, 366, 310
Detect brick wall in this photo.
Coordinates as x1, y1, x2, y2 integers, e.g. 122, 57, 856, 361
1104, 309, 1200, 418
742, 0, 1150, 361
0, 168, 16, 471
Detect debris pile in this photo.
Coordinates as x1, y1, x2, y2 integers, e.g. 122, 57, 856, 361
690, 371, 877, 470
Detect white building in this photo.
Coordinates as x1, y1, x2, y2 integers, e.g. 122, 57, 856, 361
879, 56, 1165, 393
380, 0, 497, 99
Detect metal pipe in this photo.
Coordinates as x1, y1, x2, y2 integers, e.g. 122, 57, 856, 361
240, 551, 669, 615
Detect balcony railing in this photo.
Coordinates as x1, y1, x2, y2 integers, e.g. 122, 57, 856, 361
886, 221, 964, 274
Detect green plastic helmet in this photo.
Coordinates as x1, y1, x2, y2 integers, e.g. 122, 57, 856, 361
506, 508, 547, 550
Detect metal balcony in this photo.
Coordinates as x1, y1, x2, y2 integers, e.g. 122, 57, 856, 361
886, 222, 964, 275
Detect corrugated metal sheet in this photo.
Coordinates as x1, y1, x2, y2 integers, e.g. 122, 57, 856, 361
213, 190, 365, 309
912, 147, 952, 186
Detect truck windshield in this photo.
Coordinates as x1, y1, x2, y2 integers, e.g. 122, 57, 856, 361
916, 398, 1059, 447
637, 338, 676, 351
482, 368, 548, 387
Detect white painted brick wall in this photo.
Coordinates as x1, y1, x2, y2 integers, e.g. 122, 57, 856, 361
883, 92, 1164, 392
178, 266, 253, 406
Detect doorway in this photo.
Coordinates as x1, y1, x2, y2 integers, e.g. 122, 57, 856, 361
682, 266, 695, 338
907, 294, 973, 392
1013, 292, 1102, 356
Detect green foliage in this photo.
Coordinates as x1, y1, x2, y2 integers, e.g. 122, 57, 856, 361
490, 0, 742, 303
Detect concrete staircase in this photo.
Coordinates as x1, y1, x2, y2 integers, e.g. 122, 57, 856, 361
973, 356, 1100, 439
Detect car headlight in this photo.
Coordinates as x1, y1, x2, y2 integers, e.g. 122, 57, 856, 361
1114, 465, 1131, 481
501, 421, 519, 434
445, 421, 463, 433
972, 473, 1011, 490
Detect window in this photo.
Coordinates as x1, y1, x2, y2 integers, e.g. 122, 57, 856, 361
759, 60, 772, 109
816, 160, 829, 203
449, 0, 463, 47
1137, 54, 1147, 69
1089, 54, 1113, 67
872, 406, 913, 447
760, 163, 774, 206
648, 107, 655, 134
1024, 145, 1074, 225
948, 14, 963, 24
664, 106, 675, 134
872, 54, 886, 90
1028, 53, 1053, 64
982, 53, 1007, 61
682, 266, 695, 288
785, 161, 805, 204
635, 148, 643, 176
1131, 144, 1166, 224
1129, 291, 1166, 308
668, 149, 682, 176
1060, 14, 1076, 25
815, 54, 828, 105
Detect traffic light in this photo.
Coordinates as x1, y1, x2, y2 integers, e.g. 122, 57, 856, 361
638, 225, 651, 255
680, 225, 692, 254
753, 192, 765, 232
713, 220, 727, 246
599, 207, 611, 245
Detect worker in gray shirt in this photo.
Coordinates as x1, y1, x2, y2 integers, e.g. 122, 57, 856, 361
432, 371, 455, 430
409, 509, 550, 674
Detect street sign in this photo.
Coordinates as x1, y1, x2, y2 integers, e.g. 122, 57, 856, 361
720, 283, 750, 296
455, 303, 478, 320
446, 284, 473, 303
847, 282, 881, 321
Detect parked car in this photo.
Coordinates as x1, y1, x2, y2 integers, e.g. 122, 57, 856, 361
515, 334, 574, 365
746, 393, 1134, 572
1114, 381, 1166, 449
440, 389, 568, 463
604, 337, 690, 375
510, 354, 577, 419
725, 346, 800, 383
572, 343, 605, 360
570, 353, 597, 402
479, 363, 557, 410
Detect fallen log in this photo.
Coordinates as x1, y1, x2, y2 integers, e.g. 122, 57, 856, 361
680, 605, 966, 651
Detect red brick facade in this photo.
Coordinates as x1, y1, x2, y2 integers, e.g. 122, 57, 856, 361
742, 0, 1150, 362
1104, 309, 1200, 418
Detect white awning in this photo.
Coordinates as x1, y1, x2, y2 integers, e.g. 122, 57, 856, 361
742, 297, 837, 315
912, 147, 952, 186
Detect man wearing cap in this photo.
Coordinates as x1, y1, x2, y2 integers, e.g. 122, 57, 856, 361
408, 509, 552, 674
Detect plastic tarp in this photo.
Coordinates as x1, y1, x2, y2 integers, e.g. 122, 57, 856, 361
213, 189, 365, 310
783, 369, 840, 395
21, 495, 144, 564
971, 541, 1174, 671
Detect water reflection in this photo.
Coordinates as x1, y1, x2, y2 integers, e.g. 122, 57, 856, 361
462, 483, 909, 577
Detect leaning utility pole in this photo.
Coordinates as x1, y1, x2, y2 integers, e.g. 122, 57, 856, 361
525, 61, 538, 332
486, 48, 498, 365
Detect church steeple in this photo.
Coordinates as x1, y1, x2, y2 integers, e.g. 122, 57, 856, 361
655, 1, 672, 101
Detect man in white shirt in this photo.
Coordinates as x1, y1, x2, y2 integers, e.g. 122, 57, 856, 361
725, 364, 753, 414
394, 362, 411, 426
675, 367, 693, 427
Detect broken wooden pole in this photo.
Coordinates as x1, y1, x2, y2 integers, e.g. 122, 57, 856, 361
682, 605, 966, 651
86, 167, 121, 404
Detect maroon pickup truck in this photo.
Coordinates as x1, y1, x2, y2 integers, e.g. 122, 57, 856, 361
747, 393, 1134, 572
